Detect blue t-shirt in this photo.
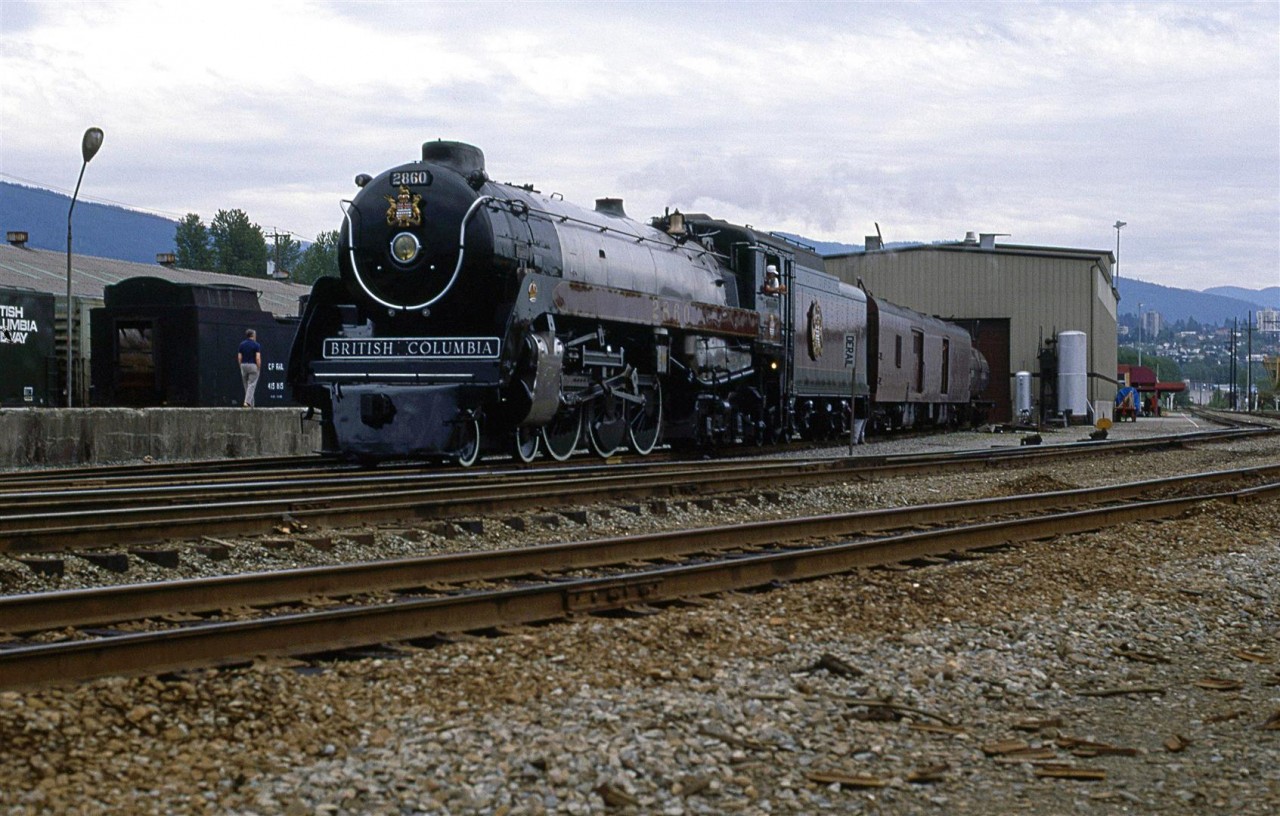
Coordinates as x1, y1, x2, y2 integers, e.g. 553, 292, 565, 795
238, 338, 262, 365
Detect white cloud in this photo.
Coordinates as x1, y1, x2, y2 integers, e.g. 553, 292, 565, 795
1, 0, 1275, 289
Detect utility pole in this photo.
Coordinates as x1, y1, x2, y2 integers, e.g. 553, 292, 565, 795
1230, 318, 1238, 410
1247, 312, 1253, 412
265, 230, 286, 279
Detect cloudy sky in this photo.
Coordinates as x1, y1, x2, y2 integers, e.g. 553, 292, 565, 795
2, 0, 1277, 291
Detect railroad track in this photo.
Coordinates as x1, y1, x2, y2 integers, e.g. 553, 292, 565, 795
2, 462, 1275, 690
0, 426, 1265, 553
1189, 406, 1280, 429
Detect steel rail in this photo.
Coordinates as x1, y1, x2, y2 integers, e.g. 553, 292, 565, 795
3, 462, 1275, 633
0, 459, 842, 551
0, 428, 1267, 553
1, 480, 1274, 690
0, 454, 338, 487
0, 425, 1261, 497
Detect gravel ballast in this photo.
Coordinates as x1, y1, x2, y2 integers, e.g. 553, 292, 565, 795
1, 414, 1277, 814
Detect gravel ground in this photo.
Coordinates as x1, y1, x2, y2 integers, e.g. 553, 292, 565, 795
1, 413, 1277, 814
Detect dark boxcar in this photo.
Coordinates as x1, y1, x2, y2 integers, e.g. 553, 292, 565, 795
90, 277, 299, 407
0, 287, 56, 406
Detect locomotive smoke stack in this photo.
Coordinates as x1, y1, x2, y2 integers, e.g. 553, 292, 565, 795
595, 198, 627, 217
422, 141, 488, 188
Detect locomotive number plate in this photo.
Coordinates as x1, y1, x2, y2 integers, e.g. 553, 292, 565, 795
323, 337, 500, 360
390, 170, 433, 187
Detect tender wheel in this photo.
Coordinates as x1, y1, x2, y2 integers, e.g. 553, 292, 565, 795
453, 417, 481, 467
627, 378, 663, 456
514, 425, 540, 463
542, 407, 581, 462
587, 393, 628, 458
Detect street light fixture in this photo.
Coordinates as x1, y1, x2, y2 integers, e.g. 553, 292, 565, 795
66, 127, 104, 407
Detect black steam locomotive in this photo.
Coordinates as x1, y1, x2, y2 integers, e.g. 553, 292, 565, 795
287, 141, 988, 464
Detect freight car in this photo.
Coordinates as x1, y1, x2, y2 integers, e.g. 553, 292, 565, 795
91, 277, 299, 407
287, 141, 987, 464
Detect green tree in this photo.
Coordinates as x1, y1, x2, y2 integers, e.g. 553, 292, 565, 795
209, 209, 268, 278
174, 213, 213, 270
293, 230, 340, 285
1118, 348, 1183, 381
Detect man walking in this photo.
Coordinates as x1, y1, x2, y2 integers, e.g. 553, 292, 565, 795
238, 329, 262, 407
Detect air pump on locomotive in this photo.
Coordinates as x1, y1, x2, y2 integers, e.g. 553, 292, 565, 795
287, 141, 988, 465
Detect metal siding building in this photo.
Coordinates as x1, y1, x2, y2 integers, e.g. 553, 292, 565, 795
825, 238, 1118, 423
1, 240, 309, 405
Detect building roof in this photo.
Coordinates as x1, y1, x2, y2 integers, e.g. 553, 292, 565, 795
828, 239, 1115, 266
1118, 364, 1186, 392
0, 242, 309, 317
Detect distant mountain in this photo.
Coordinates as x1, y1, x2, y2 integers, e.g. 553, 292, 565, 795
0, 181, 177, 264
1116, 277, 1268, 324
1203, 285, 1280, 309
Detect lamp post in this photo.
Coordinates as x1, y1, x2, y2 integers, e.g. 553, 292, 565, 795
66, 127, 104, 407
1138, 301, 1143, 368
1113, 220, 1126, 281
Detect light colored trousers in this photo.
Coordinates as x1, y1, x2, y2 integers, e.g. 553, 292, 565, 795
241, 363, 260, 407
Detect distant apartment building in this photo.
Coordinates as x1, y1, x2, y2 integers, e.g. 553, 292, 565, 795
1259, 309, 1279, 334
1140, 309, 1162, 338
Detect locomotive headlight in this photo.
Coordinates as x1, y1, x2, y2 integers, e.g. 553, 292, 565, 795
390, 232, 422, 264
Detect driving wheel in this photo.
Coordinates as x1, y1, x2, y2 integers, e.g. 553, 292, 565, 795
541, 407, 581, 462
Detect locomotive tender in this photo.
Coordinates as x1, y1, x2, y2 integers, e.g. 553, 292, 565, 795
287, 141, 988, 464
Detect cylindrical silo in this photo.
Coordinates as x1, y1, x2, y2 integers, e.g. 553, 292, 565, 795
1057, 331, 1088, 419
1014, 371, 1032, 421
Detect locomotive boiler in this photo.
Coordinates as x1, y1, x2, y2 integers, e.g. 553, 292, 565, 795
287, 141, 986, 464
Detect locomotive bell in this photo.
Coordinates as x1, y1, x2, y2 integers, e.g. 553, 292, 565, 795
667, 210, 685, 236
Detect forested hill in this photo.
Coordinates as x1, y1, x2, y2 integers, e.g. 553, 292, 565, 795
1116, 277, 1271, 324
0, 181, 176, 264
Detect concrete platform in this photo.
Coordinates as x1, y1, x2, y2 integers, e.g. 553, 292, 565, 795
0, 408, 1221, 471
0, 408, 322, 470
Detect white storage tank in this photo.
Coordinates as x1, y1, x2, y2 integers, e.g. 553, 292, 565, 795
1057, 330, 1088, 419
1014, 371, 1032, 421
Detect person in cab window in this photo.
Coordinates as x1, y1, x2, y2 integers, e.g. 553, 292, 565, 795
762, 264, 787, 295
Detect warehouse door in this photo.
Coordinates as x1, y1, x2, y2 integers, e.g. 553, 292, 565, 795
952, 318, 1011, 423
114, 320, 161, 406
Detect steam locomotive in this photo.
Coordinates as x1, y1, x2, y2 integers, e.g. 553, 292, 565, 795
287, 141, 988, 464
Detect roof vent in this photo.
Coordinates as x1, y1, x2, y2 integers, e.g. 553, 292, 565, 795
6, 231, 28, 247
979, 233, 1009, 249
865, 235, 883, 251
156, 252, 177, 266
595, 198, 626, 217
963, 231, 978, 244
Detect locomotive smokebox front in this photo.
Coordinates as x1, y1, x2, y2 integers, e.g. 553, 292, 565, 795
340, 141, 495, 317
